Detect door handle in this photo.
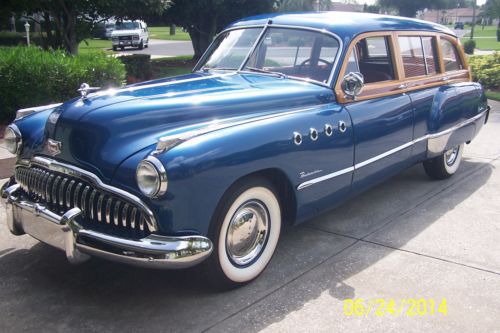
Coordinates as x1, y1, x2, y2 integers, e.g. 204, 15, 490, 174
398, 83, 408, 89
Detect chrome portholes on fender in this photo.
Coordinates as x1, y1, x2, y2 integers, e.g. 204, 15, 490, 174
324, 124, 333, 137
310, 128, 319, 141
338, 120, 347, 133
293, 132, 303, 145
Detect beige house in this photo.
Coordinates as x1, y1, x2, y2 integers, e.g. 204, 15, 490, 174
330, 2, 364, 12
417, 7, 476, 25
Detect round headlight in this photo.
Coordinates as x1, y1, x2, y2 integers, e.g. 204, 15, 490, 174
136, 156, 167, 198
3, 125, 22, 155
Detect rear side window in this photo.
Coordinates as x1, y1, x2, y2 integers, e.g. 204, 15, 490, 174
398, 36, 426, 77
354, 36, 395, 84
440, 39, 463, 71
421, 37, 438, 74
398, 36, 439, 77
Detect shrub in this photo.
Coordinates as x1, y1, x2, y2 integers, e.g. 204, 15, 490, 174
463, 39, 475, 55
119, 54, 152, 83
468, 53, 500, 89
0, 46, 125, 123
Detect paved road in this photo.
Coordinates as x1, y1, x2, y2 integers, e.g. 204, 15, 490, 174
0, 103, 499, 332
113, 39, 194, 58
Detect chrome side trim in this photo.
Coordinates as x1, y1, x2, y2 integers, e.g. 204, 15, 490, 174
28, 156, 158, 232
297, 111, 487, 190
355, 141, 414, 169
154, 105, 321, 154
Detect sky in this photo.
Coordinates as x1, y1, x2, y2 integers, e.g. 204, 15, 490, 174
357, 0, 487, 5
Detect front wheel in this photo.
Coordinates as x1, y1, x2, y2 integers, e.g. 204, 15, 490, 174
423, 143, 464, 179
204, 178, 281, 289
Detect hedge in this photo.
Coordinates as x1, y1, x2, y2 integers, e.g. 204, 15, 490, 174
0, 46, 125, 123
469, 53, 500, 89
119, 54, 152, 83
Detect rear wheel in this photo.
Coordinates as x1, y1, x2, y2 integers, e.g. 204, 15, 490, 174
423, 143, 464, 179
204, 177, 282, 289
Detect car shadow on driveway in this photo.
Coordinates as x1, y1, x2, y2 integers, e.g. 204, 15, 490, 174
0, 159, 495, 332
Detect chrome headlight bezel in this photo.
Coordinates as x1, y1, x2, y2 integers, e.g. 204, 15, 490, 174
3, 124, 22, 155
136, 156, 168, 198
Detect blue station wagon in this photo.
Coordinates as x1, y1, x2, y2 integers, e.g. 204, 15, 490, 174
2, 12, 490, 288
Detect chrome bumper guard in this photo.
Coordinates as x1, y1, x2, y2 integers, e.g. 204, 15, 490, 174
2, 184, 213, 269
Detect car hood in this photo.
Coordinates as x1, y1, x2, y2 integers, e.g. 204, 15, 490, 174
41, 72, 334, 181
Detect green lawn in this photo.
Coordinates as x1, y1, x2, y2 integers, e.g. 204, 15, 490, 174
148, 27, 191, 41
461, 25, 500, 51
485, 89, 500, 101
78, 38, 111, 54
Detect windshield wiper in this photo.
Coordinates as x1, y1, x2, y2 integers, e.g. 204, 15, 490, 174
244, 67, 287, 79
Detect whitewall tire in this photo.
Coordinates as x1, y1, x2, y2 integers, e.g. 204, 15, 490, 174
204, 178, 281, 288
423, 143, 464, 179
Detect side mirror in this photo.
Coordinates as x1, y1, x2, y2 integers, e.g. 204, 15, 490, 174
341, 72, 364, 99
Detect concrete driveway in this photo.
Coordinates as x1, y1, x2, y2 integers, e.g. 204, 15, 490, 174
0, 103, 499, 332
113, 39, 194, 57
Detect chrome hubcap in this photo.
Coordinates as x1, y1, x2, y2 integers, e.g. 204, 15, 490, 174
226, 200, 269, 266
445, 146, 459, 166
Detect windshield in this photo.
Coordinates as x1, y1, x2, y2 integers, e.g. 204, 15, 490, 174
197, 27, 340, 84
199, 28, 261, 70
116, 22, 140, 30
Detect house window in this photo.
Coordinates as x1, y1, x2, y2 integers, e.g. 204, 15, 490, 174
440, 38, 463, 72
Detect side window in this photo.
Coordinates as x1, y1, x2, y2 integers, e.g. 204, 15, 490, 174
345, 49, 359, 74
398, 36, 439, 77
421, 37, 438, 74
398, 36, 426, 77
355, 36, 395, 84
440, 38, 463, 72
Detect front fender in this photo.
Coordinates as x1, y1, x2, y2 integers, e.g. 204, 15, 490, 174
112, 103, 354, 236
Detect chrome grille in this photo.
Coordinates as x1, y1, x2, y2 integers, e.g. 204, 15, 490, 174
15, 166, 152, 237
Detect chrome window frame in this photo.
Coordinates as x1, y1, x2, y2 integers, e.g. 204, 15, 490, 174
193, 24, 343, 88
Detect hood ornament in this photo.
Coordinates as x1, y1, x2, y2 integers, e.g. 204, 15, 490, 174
78, 83, 100, 99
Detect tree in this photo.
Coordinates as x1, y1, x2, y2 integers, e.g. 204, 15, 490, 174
279, 0, 330, 11
165, 0, 277, 60
1, 0, 169, 54
483, 0, 500, 40
378, 0, 457, 17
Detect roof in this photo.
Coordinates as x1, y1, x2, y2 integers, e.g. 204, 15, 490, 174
228, 12, 455, 41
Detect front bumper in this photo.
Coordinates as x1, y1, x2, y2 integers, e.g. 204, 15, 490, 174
2, 183, 213, 269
